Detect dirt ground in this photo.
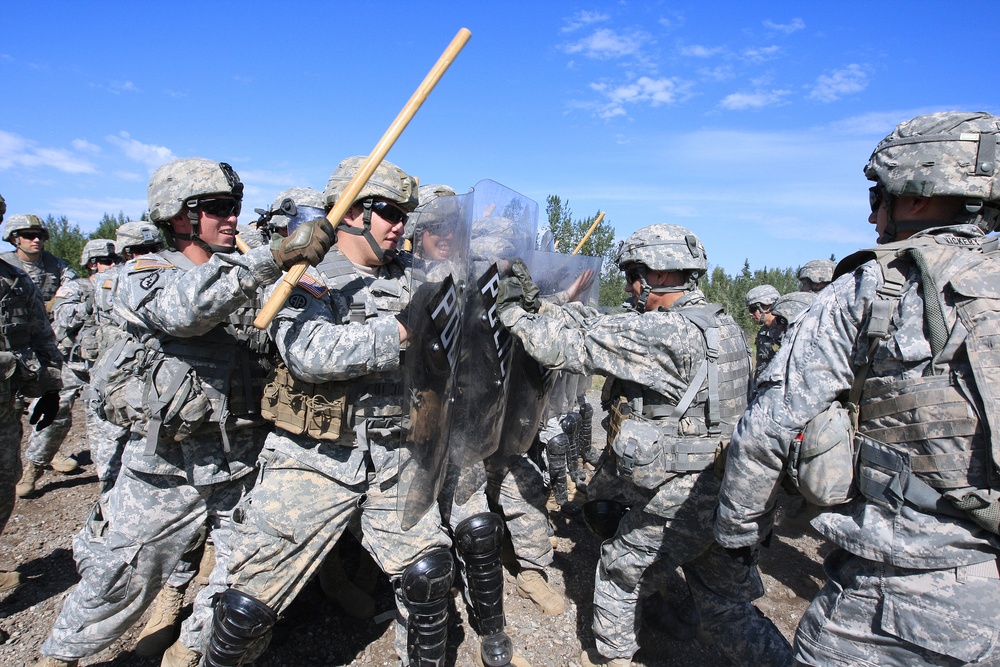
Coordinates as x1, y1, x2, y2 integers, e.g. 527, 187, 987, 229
0, 396, 830, 667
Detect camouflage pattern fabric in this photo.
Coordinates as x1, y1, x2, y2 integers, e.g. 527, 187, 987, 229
39, 243, 280, 661
0, 399, 24, 537
0, 249, 78, 305
499, 289, 790, 664
715, 225, 1000, 666
485, 454, 554, 571
753, 324, 780, 380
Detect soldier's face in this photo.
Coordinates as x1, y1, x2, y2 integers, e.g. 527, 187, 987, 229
420, 226, 455, 261
15, 231, 45, 255
176, 196, 240, 248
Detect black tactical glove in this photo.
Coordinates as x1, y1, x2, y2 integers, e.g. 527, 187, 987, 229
496, 259, 540, 314
270, 217, 336, 270
29, 390, 60, 431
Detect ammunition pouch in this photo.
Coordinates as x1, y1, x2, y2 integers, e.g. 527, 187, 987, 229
788, 400, 859, 506
605, 396, 632, 448
611, 418, 720, 490
260, 363, 348, 441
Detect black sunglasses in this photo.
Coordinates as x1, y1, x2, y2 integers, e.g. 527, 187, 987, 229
18, 231, 46, 241
624, 268, 643, 284
370, 200, 408, 225
195, 198, 242, 218
868, 185, 885, 213
748, 303, 762, 314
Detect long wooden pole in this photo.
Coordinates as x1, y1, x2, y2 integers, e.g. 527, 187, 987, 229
254, 27, 472, 330
572, 211, 605, 255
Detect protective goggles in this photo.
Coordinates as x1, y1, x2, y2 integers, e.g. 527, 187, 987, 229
191, 198, 242, 218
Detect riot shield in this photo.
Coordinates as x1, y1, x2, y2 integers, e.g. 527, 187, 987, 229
445, 180, 538, 505
398, 190, 472, 530
493, 250, 603, 460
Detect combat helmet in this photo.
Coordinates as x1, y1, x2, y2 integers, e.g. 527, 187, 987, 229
0, 193, 6, 224
615, 224, 707, 311
256, 187, 326, 234
865, 111, 1000, 242
3, 213, 48, 244
745, 284, 780, 308
405, 184, 458, 241
115, 221, 164, 257
322, 156, 418, 263
147, 157, 243, 254
797, 259, 835, 292
80, 239, 118, 267
772, 291, 816, 326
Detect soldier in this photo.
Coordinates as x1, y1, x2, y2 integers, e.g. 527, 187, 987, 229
203, 159, 456, 667
745, 284, 780, 379
796, 259, 835, 293
715, 111, 1000, 666
16, 239, 119, 498
35, 158, 333, 667
0, 193, 62, 596
1, 213, 80, 475
767, 291, 815, 343
496, 224, 791, 667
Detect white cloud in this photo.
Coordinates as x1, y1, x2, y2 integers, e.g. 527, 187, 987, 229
72, 139, 101, 153
0, 130, 97, 174
809, 64, 868, 102
742, 45, 781, 63
763, 18, 805, 35
54, 197, 148, 230
562, 28, 651, 60
680, 44, 725, 58
562, 10, 609, 33
698, 65, 735, 81
719, 89, 790, 110
106, 131, 175, 168
590, 76, 692, 119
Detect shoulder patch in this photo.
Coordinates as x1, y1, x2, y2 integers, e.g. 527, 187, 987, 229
139, 272, 160, 290
54, 285, 73, 298
102, 278, 114, 290
287, 293, 309, 310
297, 272, 329, 298
132, 258, 174, 272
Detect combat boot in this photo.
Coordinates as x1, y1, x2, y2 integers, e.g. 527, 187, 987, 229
50, 453, 79, 474
16, 461, 44, 498
161, 640, 200, 667
0, 570, 23, 594
580, 649, 632, 667
516, 570, 565, 615
134, 583, 186, 656
195, 540, 215, 586
34, 658, 78, 667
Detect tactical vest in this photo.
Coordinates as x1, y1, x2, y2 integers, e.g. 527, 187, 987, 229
0, 250, 63, 303
838, 233, 1000, 534
610, 300, 752, 488
260, 248, 408, 441
0, 267, 34, 352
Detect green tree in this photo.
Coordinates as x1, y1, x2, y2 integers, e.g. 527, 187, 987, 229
703, 259, 803, 341
544, 195, 624, 307
43, 214, 88, 275
91, 211, 131, 242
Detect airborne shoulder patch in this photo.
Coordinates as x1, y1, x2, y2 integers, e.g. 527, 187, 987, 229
297, 272, 329, 298
132, 258, 174, 272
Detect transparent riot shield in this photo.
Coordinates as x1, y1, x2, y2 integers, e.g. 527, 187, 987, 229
492, 250, 603, 459
445, 179, 538, 506
398, 191, 472, 530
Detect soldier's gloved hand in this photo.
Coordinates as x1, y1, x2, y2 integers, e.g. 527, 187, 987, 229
496, 259, 540, 315
723, 545, 758, 568
270, 217, 335, 270
29, 390, 60, 431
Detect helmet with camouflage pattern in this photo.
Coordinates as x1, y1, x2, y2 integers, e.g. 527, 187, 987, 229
115, 221, 164, 255
615, 224, 707, 275
405, 184, 458, 241
265, 187, 326, 231
470, 215, 533, 263
797, 259, 835, 284
745, 284, 780, 308
0, 193, 6, 224
772, 291, 816, 324
322, 156, 419, 212
865, 111, 1000, 236
2, 213, 48, 243
80, 239, 117, 266
147, 158, 244, 223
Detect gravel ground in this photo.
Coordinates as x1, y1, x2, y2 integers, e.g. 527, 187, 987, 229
0, 394, 829, 666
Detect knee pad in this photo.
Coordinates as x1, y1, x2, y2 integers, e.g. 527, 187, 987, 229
401, 548, 455, 607
205, 588, 277, 667
559, 412, 580, 435
583, 499, 629, 540
545, 432, 570, 459
454, 512, 504, 562
401, 549, 454, 666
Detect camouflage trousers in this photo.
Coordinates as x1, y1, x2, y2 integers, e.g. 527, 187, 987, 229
593, 469, 791, 666
82, 387, 129, 483
227, 443, 451, 663
486, 454, 554, 571
41, 466, 252, 661
0, 399, 23, 537
794, 548, 1000, 667
24, 362, 86, 466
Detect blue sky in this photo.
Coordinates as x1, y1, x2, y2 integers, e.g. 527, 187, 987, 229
2, 1, 997, 274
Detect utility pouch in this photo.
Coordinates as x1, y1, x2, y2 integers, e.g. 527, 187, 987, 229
788, 400, 859, 506
612, 419, 675, 490
606, 396, 632, 448
260, 363, 348, 441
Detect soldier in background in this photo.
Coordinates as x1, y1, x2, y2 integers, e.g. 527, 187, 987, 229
716, 111, 1000, 666
16, 239, 119, 498
745, 284, 780, 380
497, 224, 791, 667
36, 158, 333, 667
1, 213, 80, 475
0, 193, 62, 596
797, 259, 835, 293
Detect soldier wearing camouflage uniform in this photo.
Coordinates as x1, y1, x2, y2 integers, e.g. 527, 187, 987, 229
36, 158, 334, 667
203, 159, 455, 667
745, 284, 780, 380
0, 193, 63, 596
497, 224, 791, 667
797, 259, 835, 293
716, 111, 1000, 666
2, 213, 81, 476
16, 239, 119, 498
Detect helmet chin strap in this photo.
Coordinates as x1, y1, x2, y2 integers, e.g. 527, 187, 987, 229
631, 267, 697, 313
173, 208, 236, 255
337, 200, 395, 264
